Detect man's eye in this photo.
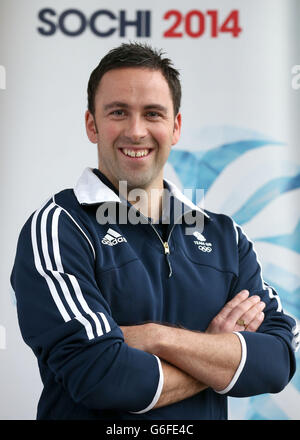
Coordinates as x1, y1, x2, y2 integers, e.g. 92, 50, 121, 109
111, 110, 125, 117
147, 111, 160, 118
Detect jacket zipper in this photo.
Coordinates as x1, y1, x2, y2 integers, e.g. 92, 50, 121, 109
137, 209, 194, 278
132, 209, 172, 277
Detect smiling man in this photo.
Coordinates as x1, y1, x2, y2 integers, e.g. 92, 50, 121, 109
11, 43, 297, 420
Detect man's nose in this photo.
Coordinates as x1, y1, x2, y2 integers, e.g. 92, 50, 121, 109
123, 115, 148, 143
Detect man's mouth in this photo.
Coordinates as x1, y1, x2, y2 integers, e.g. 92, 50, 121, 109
120, 148, 151, 158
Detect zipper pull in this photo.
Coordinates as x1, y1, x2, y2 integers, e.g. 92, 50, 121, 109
163, 242, 172, 277
163, 242, 170, 254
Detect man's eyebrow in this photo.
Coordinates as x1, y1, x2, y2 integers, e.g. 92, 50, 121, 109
103, 102, 129, 111
144, 104, 168, 113
103, 102, 168, 114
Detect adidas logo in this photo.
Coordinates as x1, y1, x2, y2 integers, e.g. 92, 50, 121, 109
101, 228, 127, 246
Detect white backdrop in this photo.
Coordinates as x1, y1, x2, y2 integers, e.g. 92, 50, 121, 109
0, 0, 299, 419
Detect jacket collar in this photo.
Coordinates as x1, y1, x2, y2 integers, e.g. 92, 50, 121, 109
74, 167, 210, 219
74, 167, 120, 204
164, 178, 210, 219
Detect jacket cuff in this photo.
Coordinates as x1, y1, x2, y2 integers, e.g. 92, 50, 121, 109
214, 332, 247, 395
130, 355, 164, 414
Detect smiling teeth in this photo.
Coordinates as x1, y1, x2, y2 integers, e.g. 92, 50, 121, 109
123, 149, 149, 157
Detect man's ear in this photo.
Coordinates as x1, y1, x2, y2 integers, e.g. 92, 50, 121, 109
172, 112, 182, 146
85, 110, 98, 143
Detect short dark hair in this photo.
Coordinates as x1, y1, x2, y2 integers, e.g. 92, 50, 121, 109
87, 42, 181, 117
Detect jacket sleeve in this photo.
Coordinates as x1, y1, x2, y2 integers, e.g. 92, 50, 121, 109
217, 221, 297, 397
10, 199, 163, 412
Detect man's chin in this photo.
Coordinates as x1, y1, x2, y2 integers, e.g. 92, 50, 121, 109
117, 173, 156, 191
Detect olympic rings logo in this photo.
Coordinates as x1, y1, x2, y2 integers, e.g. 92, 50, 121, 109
198, 245, 212, 252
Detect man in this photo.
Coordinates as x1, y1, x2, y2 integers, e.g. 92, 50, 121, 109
11, 43, 297, 420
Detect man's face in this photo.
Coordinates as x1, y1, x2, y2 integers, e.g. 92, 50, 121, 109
85, 67, 181, 191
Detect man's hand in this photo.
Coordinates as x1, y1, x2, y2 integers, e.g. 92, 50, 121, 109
206, 290, 265, 334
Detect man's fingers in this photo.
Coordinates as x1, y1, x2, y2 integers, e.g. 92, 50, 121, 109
217, 290, 249, 320
234, 299, 265, 332
226, 294, 261, 327
206, 290, 265, 334
238, 299, 265, 331
244, 312, 265, 332
239, 300, 265, 325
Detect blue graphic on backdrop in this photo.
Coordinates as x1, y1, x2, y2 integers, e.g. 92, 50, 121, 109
168, 128, 300, 420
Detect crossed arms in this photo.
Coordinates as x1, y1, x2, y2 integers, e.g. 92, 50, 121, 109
121, 290, 266, 409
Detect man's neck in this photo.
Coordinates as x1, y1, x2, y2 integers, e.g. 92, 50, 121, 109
127, 185, 165, 222
93, 169, 166, 222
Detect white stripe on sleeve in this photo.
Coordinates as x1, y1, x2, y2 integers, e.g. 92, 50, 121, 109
98, 312, 111, 333
33, 200, 107, 340
31, 202, 71, 323
50, 203, 107, 339
40, 203, 95, 340
52, 196, 96, 259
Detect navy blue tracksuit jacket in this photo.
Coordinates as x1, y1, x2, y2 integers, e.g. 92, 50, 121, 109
11, 167, 297, 419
